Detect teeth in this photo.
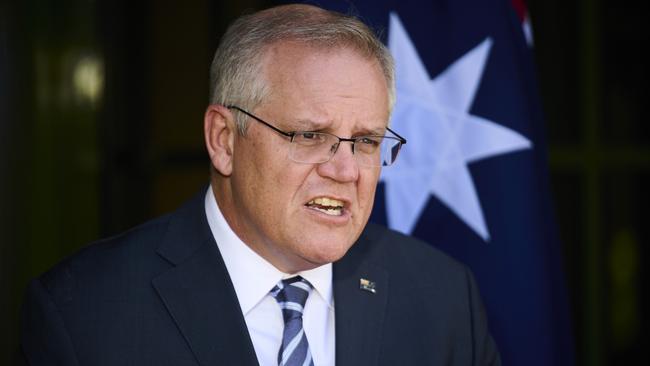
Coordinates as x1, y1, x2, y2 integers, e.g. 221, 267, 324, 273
310, 197, 344, 207
313, 206, 343, 216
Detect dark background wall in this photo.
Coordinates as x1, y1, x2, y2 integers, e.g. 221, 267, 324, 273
530, 1, 648, 364
1, 1, 647, 365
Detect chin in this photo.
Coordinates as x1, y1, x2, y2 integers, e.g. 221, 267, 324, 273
303, 239, 354, 266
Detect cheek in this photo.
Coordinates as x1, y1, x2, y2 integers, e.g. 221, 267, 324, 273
235, 138, 284, 186
231, 142, 280, 215
357, 169, 381, 210
243, 152, 310, 216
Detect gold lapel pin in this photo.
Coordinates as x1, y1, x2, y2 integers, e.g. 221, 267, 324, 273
359, 278, 376, 294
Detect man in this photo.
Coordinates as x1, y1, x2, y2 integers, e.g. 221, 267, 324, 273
21, 4, 501, 365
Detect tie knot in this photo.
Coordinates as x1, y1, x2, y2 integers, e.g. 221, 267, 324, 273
271, 276, 313, 314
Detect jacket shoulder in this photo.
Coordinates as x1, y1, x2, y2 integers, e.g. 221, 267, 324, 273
37, 212, 174, 305
360, 222, 471, 288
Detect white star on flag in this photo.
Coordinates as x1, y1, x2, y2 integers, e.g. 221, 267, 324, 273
381, 13, 533, 241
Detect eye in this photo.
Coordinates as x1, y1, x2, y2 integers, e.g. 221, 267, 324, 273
300, 132, 317, 139
294, 131, 327, 146
355, 136, 383, 154
358, 136, 381, 146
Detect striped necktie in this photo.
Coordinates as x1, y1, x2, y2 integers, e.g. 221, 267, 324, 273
270, 276, 314, 366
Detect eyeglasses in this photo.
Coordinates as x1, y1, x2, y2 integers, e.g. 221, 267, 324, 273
227, 105, 406, 167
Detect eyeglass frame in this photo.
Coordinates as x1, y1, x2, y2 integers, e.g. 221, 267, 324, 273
226, 105, 407, 166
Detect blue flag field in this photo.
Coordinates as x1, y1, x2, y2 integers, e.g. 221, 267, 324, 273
308, 0, 575, 364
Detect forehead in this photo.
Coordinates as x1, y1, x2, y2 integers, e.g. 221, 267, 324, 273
258, 41, 390, 130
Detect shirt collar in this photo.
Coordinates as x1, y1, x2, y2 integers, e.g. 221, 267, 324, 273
204, 186, 333, 315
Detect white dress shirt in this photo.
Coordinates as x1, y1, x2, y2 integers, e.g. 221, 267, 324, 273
205, 187, 335, 366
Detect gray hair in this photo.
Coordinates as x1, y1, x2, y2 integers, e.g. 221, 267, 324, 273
209, 4, 395, 133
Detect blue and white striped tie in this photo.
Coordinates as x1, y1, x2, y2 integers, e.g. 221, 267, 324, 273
270, 276, 314, 366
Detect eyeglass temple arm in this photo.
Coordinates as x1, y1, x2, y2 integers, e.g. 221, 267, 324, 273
226, 105, 295, 138
386, 126, 407, 144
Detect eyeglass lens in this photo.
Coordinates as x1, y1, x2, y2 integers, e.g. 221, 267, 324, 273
288, 132, 401, 167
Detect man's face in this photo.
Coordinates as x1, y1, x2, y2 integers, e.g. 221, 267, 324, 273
224, 42, 389, 273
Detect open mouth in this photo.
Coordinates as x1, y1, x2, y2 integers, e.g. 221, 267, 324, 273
305, 197, 345, 216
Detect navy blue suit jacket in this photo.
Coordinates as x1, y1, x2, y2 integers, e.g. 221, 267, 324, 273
21, 191, 501, 365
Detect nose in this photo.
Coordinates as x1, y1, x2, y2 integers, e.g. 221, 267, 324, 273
317, 141, 359, 182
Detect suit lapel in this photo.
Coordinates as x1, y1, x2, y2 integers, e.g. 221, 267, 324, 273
152, 192, 258, 366
151, 192, 391, 365
334, 232, 389, 366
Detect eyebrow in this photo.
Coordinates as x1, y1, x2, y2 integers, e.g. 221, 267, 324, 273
361, 126, 389, 136
292, 119, 388, 136
292, 119, 329, 131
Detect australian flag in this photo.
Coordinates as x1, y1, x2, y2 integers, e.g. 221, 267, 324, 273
306, 0, 575, 364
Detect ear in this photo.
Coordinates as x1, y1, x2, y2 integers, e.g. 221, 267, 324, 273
204, 104, 236, 176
